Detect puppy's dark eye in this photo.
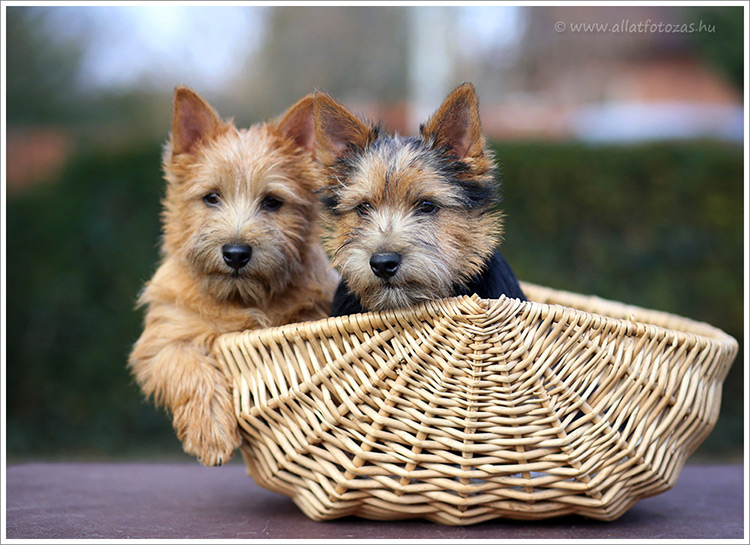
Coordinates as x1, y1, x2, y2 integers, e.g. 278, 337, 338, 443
260, 195, 283, 211
416, 200, 438, 215
355, 202, 372, 217
203, 192, 221, 206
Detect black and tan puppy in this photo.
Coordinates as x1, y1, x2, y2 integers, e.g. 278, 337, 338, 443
313, 82, 525, 316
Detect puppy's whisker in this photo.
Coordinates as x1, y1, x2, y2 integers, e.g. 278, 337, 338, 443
331, 232, 360, 260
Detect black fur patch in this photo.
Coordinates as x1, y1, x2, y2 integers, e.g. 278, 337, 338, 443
319, 191, 341, 213
448, 175, 499, 210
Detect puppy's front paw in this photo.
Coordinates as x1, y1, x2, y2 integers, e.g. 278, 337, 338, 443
173, 382, 242, 467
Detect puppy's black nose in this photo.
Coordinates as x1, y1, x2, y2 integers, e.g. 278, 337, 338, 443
222, 244, 252, 270
370, 252, 401, 279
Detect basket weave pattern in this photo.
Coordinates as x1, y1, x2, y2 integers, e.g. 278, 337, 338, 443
215, 282, 737, 524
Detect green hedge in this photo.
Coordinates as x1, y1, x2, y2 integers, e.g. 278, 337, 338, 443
6, 141, 179, 460
6, 138, 744, 461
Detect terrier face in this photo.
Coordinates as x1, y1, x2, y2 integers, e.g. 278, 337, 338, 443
314, 83, 503, 311
161, 87, 320, 305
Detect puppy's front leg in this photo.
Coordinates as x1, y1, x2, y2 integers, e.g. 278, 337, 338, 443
129, 334, 241, 466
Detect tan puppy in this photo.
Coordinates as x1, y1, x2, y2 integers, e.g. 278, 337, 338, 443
128, 86, 338, 466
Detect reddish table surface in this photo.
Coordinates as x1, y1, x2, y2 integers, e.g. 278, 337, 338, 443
5, 462, 745, 540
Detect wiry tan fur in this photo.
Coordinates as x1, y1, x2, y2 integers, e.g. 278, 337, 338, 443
128, 86, 338, 466
313, 83, 502, 311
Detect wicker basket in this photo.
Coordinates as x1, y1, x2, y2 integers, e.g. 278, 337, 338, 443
214, 282, 737, 525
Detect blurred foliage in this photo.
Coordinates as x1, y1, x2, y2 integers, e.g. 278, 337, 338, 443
6, 7, 172, 139
6, 139, 183, 461
6, 138, 744, 462
689, 6, 745, 91
5, 7, 84, 125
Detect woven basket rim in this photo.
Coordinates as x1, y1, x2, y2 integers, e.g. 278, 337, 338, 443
215, 281, 737, 353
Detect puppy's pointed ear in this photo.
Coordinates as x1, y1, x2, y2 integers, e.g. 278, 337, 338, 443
313, 91, 374, 165
420, 82, 485, 160
171, 86, 223, 157
276, 94, 316, 154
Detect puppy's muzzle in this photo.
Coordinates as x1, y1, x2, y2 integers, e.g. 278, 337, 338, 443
222, 243, 252, 271
370, 252, 401, 279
